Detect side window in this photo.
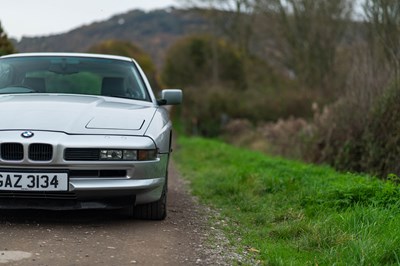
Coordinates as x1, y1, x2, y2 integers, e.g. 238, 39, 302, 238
0, 63, 13, 88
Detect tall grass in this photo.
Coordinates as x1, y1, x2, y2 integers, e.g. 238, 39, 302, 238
174, 136, 400, 265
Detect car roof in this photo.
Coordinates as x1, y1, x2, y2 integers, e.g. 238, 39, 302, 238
0, 52, 133, 62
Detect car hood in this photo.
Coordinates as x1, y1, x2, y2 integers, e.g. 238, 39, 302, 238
0, 94, 156, 135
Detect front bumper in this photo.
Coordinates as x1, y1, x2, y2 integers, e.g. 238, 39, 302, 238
0, 131, 170, 210
0, 177, 166, 210
0, 174, 167, 210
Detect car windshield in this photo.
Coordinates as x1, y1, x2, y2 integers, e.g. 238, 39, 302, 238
0, 56, 151, 101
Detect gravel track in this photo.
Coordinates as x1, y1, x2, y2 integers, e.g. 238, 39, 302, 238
0, 162, 236, 265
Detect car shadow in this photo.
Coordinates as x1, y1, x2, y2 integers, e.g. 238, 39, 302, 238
0, 209, 137, 225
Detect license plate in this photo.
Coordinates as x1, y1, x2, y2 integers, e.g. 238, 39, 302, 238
0, 172, 69, 191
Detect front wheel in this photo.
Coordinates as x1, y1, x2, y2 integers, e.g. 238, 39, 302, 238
133, 186, 167, 220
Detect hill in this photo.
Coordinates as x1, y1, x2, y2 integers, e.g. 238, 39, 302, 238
14, 8, 209, 66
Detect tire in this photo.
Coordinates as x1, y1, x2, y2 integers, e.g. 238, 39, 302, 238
133, 185, 167, 220
129, 153, 169, 220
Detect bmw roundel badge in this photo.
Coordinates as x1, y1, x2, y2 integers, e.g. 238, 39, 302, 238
21, 131, 34, 138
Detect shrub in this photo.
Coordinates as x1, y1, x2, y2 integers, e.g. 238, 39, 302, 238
181, 84, 233, 136
362, 83, 400, 177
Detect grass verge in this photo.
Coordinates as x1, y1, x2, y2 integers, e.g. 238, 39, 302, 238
174, 136, 400, 265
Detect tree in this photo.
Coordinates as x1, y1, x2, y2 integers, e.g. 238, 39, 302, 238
364, 0, 400, 80
182, 0, 258, 87
260, 0, 353, 94
0, 22, 15, 56
161, 35, 248, 136
184, 0, 256, 55
161, 35, 245, 89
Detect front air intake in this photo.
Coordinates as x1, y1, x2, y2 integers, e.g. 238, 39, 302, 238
64, 148, 100, 161
29, 143, 53, 161
1, 143, 24, 161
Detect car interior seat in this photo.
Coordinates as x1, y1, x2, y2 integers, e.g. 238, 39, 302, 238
101, 77, 126, 97
23, 77, 46, 92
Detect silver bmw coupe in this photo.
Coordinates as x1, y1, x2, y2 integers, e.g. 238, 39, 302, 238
0, 53, 182, 220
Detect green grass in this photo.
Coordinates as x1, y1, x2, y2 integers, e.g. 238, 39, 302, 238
174, 136, 400, 265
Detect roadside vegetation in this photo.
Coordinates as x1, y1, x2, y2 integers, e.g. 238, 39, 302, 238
175, 136, 400, 265
165, 0, 400, 180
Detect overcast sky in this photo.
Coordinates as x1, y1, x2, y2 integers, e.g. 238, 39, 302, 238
0, 0, 179, 40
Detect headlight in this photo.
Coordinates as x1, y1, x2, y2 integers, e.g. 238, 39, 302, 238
100, 150, 124, 160
99, 149, 157, 161
123, 150, 137, 160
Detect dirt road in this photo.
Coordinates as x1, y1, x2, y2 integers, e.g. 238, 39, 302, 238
0, 163, 231, 265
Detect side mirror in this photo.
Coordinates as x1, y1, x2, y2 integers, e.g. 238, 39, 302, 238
157, 89, 182, 105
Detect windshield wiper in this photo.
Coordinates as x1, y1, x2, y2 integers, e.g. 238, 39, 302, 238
0, 86, 38, 94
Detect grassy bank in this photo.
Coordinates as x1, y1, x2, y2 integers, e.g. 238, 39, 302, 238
174, 136, 400, 265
